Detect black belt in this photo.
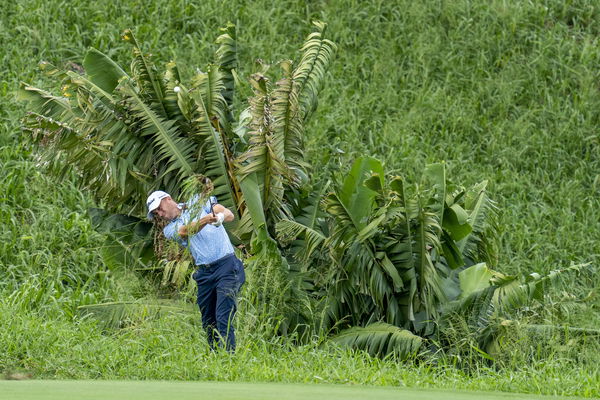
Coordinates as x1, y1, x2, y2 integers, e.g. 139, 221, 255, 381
198, 253, 235, 268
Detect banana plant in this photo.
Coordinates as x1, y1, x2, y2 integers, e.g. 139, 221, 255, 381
20, 22, 337, 333
20, 22, 336, 243
276, 156, 502, 354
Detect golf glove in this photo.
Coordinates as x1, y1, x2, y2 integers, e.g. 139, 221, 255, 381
212, 212, 225, 227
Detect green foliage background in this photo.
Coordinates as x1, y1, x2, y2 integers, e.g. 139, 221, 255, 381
1, 0, 599, 396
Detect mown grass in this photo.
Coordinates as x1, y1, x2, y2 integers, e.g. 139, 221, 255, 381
1, 304, 598, 398
1, 381, 590, 400
1, 0, 599, 397
6, 382, 588, 400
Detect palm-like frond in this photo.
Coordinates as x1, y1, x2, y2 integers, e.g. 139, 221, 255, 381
237, 73, 291, 227
119, 80, 196, 191
21, 53, 188, 214
276, 218, 326, 263
409, 193, 447, 325
161, 259, 193, 288
77, 300, 195, 329
190, 90, 240, 215
215, 22, 237, 121
272, 60, 307, 185
330, 322, 423, 358
122, 29, 169, 119
20, 78, 149, 211
322, 191, 357, 245
18, 83, 73, 118
162, 61, 193, 130
493, 264, 589, 313
292, 21, 337, 122
193, 65, 229, 129
458, 180, 499, 265
66, 71, 154, 206
441, 286, 496, 332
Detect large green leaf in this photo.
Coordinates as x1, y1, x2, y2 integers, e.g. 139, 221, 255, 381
237, 172, 266, 229
410, 192, 446, 326
440, 230, 465, 270
457, 180, 498, 265
443, 203, 472, 241
389, 176, 417, 322
83, 48, 128, 94
458, 263, 493, 298
338, 156, 384, 229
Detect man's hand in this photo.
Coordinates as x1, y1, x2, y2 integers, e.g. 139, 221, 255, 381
202, 214, 219, 225
212, 212, 225, 227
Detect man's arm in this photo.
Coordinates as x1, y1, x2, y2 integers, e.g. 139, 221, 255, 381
177, 204, 234, 238
178, 214, 217, 238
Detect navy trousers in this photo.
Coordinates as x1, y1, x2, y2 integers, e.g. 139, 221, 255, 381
192, 254, 245, 351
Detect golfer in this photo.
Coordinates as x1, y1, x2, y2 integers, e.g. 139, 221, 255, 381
146, 190, 245, 352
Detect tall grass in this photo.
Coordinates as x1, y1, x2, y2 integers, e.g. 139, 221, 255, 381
1, 0, 599, 396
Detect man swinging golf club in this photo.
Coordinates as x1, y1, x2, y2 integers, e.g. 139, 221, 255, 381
146, 190, 245, 352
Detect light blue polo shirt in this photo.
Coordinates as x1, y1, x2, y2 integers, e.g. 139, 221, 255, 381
163, 195, 234, 265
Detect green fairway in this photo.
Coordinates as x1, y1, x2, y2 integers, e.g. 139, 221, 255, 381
0, 380, 574, 400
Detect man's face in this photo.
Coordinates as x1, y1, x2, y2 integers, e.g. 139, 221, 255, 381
153, 196, 181, 220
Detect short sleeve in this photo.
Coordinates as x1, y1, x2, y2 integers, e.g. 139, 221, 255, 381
203, 195, 217, 214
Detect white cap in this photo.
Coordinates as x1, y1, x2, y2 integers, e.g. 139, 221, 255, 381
146, 190, 171, 219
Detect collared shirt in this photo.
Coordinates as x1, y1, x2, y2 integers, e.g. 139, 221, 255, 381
163, 195, 234, 265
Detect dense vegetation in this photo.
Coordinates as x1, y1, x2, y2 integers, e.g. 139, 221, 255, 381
1, 0, 599, 397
